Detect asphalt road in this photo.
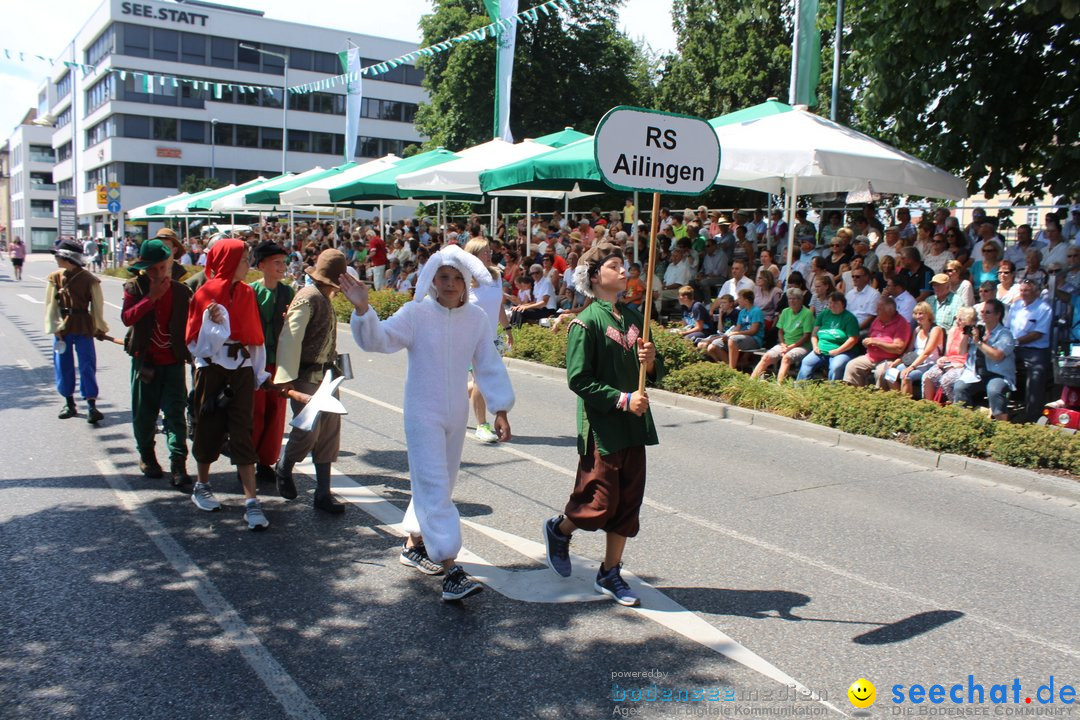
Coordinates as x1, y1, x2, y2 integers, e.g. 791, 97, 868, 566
1, 254, 1077, 720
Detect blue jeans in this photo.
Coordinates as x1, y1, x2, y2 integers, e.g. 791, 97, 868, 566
54, 333, 98, 400
797, 350, 854, 381
954, 372, 1009, 417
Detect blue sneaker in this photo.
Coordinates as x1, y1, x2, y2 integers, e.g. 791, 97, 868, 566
543, 516, 572, 577
595, 563, 639, 606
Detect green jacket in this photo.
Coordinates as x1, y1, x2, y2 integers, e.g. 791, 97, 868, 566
566, 300, 664, 456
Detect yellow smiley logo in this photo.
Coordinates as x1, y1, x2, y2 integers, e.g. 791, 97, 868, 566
848, 678, 876, 708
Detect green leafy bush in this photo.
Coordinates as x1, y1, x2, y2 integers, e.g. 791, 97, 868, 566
649, 324, 701, 375
987, 423, 1080, 471
508, 323, 569, 369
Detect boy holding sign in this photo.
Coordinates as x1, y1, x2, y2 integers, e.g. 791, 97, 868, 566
542, 241, 663, 607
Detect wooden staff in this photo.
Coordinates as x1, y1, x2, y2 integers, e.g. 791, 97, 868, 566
637, 192, 661, 394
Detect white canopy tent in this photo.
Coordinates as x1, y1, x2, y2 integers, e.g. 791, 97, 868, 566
712, 106, 968, 268
210, 169, 326, 212
278, 155, 401, 207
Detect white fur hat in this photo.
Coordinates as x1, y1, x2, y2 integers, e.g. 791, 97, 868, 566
413, 244, 492, 302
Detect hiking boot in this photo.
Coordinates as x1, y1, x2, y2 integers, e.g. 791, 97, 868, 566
170, 458, 193, 492
275, 461, 297, 500
441, 565, 482, 602
313, 493, 345, 514
543, 516, 572, 578
139, 454, 164, 479
399, 541, 444, 575
191, 482, 221, 512
474, 423, 498, 443
87, 406, 104, 424
244, 499, 269, 531
58, 403, 78, 419
594, 563, 639, 607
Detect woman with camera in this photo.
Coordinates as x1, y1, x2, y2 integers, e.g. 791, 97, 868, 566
952, 299, 1016, 421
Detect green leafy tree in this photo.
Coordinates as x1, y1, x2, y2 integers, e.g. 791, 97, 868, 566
415, 0, 656, 152
178, 173, 224, 194
845, 0, 1080, 201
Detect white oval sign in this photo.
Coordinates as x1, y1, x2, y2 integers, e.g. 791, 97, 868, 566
594, 106, 720, 196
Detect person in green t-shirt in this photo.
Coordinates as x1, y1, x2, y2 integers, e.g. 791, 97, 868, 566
751, 288, 814, 383
796, 291, 860, 381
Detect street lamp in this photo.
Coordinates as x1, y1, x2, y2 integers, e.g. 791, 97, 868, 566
239, 43, 289, 174
210, 118, 219, 181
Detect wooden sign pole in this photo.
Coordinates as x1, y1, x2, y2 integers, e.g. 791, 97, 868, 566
637, 191, 661, 394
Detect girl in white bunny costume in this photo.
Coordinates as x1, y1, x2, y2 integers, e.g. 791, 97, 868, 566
339, 245, 514, 602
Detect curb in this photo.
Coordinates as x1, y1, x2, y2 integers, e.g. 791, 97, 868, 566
502, 357, 1080, 505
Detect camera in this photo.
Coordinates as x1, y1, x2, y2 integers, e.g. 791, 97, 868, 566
962, 325, 973, 336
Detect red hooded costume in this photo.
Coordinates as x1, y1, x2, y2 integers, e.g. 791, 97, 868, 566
186, 239, 264, 347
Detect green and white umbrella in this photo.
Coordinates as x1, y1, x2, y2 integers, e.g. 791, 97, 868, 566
278, 156, 401, 206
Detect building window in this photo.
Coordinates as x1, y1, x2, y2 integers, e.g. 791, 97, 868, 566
180, 120, 205, 144
312, 132, 334, 155
312, 92, 335, 115
86, 118, 115, 147
31, 144, 56, 163
357, 136, 380, 158
125, 162, 150, 186
289, 93, 311, 112
181, 33, 206, 64
214, 122, 235, 146
123, 23, 151, 58
152, 165, 178, 188
290, 48, 313, 71
31, 200, 55, 219
179, 82, 205, 109
153, 117, 177, 141
55, 105, 73, 129
120, 74, 151, 104
263, 88, 283, 109
124, 115, 150, 139
237, 43, 261, 72
260, 127, 282, 151
58, 179, 73, 196
210, 37, 234, 68
55, 71, 73, 98
152, 28, 179, 61
314, 51, 339, 74
84, 74, 114, 115
288, 129, 310, 153
236, 125, 258, 148
85, 26, 115, 67
31, 229, 57, 250
85, 165, 110, 189
262, 45, 286, 75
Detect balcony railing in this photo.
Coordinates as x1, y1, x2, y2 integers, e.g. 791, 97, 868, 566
29, 152, 55, 164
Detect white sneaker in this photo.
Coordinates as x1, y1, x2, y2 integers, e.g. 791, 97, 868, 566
244, 500, 269, 531
191, 482, 221, 512
474, 423, 498, 443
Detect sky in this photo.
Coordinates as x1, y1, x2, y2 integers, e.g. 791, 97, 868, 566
0, 0, 676, 138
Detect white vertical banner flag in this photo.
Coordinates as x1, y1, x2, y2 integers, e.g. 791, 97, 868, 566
341, 47, 363, 162
485, 0, 517, 142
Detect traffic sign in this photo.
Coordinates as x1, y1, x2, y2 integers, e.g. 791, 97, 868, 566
96, 185, 108, 207
107, 200, 122, 214
107, 182, 121, 202
594, 106, 720, 196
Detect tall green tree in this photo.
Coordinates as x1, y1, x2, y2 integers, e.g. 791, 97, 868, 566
657, 0, 794, 119
845, 0, 1080, 201
415, 0, 656, 152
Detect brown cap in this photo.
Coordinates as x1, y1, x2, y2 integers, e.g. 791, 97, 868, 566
155, 227, 179, 242
931, 273, 950, 285
578, 240, 623, 273
305, 249, 348, 288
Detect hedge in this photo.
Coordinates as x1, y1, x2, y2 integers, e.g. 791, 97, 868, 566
103, 265, 263, 284
331, 289, 410, 322
508, 324, 1080, 477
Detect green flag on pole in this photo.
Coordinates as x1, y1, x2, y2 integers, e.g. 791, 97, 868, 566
792, 0, 821, 107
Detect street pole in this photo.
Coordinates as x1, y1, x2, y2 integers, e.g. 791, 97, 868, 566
239, 44, 289, 174
282, 55, 289, 174
830, 0, 844, 121
210, 118, 218, 180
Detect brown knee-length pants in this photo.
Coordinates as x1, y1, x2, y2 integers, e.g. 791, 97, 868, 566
564, 435, 646, 538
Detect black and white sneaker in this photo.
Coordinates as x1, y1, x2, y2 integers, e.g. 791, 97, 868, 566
441, 565, 483, 602
399, 541, 444, 575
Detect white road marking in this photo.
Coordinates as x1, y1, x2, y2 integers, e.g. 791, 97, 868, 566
339, 380, 1080, 662
292, 461, 844, 714
95, 459, 327, 720
104, 301, 122, 310
17, 293, 42, 304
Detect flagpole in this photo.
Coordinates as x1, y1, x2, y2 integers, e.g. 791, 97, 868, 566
789, 0, 802, 105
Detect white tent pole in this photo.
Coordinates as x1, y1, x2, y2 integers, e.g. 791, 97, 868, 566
378, 201, 384, 235
786, 177, 798, 271
259, 211, 264, 242
526, 192, 533, 257
289, 207, 294, 247
564, 192, 569, 220
491, 196, 498, 239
